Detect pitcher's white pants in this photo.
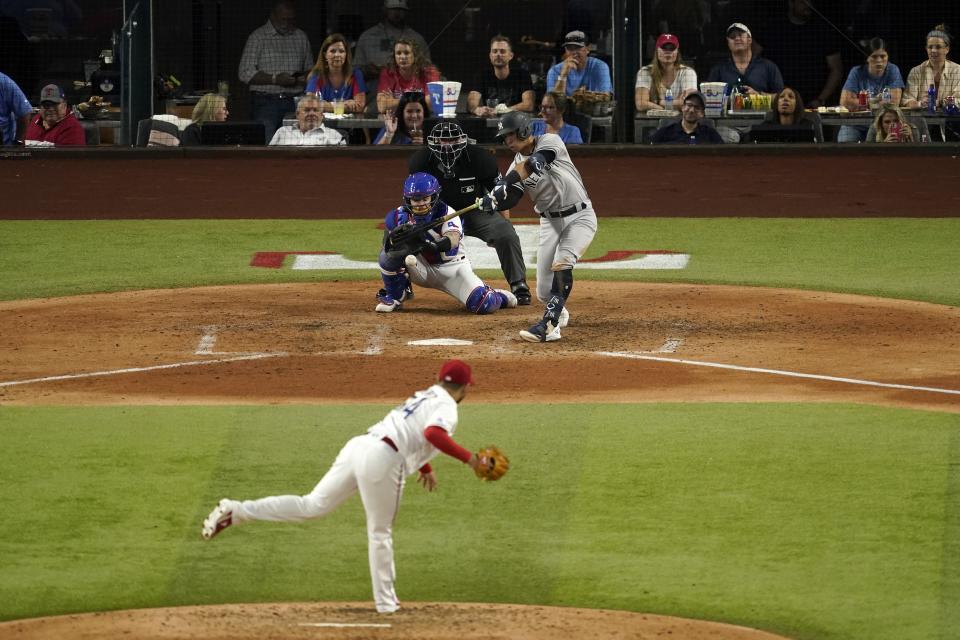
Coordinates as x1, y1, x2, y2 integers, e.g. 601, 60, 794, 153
231, 435, 406, 613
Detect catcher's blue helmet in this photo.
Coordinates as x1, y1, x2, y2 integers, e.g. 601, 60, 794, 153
403, 172, 441, 216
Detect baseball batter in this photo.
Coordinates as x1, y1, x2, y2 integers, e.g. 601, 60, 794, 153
201, 359, 502, 614
375, 172, 517, 314
480, 110, 597, 342
408, 121, 531, 304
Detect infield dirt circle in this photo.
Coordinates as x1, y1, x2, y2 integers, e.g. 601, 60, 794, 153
1, 281, 958, 639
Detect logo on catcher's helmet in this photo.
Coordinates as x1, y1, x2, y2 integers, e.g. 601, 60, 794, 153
403, 172, 441, 217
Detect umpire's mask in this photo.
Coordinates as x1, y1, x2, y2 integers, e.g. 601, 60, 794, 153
427, 121, 468, 176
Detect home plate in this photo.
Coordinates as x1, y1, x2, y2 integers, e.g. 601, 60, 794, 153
408, 338, 474, 346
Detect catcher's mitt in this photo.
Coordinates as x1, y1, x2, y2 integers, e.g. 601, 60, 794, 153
474, 446, 510, 481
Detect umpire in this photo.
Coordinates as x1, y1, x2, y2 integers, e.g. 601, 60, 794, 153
409, 121, 531, 304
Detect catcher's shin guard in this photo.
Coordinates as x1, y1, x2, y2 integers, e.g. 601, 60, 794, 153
466, 285, 503, 314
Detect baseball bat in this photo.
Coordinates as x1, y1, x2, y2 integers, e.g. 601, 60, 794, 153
393, 201, 480, 241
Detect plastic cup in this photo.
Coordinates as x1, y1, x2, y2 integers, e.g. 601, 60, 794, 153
333, 100, 344, 116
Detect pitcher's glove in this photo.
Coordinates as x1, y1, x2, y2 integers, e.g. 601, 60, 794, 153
473, 446, 510, 481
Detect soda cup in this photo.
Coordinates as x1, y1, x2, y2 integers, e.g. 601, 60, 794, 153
858, 90, 867, 109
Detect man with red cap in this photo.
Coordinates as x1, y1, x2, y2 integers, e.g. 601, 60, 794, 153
201, 359, 491, 615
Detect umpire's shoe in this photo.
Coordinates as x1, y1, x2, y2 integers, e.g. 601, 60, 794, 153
519, 319, 561, 343
512, 283, 532, 306
201, 499, 235, 540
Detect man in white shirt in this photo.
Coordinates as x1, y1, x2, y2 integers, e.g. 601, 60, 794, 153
268, 94, 345, 146
201, 359, 502, 615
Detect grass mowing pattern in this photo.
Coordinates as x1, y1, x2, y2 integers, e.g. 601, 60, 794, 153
1, 403, 957, 640
1, 218, 959, 305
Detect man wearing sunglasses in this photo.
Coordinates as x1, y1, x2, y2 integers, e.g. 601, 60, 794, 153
546, 30, 612, 98
24, 84, 85, 146
706, 23, 784, 98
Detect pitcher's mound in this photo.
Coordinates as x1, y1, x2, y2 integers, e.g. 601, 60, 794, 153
1, 601, 792, 639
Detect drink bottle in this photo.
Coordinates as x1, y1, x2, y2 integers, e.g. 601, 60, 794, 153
664, 89, 674, 111
928, 84, 937, 113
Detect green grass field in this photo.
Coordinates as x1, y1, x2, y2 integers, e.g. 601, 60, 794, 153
1, 218, 959, 639
1, 218, 959, 305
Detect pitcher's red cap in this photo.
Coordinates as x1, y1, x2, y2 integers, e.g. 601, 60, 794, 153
438, 359, 473, 385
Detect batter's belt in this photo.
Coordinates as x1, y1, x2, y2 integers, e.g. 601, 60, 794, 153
539, 202, 588, 218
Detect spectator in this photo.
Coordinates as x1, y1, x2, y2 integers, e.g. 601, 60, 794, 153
376, 38, 440, 114
759, 0, 843, 109
902, 25, 960, 110
305, 33, 366, 114
373, 90, 429, 145
650, 91, 723, 144
868, 104, 915, 143
634, 33, 698, 112
837, 37, 905, 143
0, 70, 31, 145
706, 23, 784, 97
269, 94, 345, 146
758, 87, 818, 141
530, 91, 582, 144
353, 0, 430, 92
546, 30, 613, 97
180, 93, 229, 146
238, 0, 313, 142
467, 34, 535, 117
24, 83, 84, 146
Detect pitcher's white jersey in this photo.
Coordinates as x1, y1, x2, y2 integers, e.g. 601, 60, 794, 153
507, 132, 590, 214
367, 383, 459, 472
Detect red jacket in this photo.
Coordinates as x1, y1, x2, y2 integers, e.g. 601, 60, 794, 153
25, 112, 86, 146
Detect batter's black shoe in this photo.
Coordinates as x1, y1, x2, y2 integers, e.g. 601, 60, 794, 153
512, 284, 532, 306
404, 282, 415, 300
519, 319, 561, 343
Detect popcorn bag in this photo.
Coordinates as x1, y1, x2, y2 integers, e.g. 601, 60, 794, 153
427, 81, 461, 117
700, 82, 726, 117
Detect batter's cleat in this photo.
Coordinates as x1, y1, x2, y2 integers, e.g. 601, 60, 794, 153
558, 306, 570, 328
201, 499, 234, 540
496, 289, 518, 308
512, 284, 532, 306
519, 320, 561, 343
375, 294, 402, 313
403, 283, 415, 301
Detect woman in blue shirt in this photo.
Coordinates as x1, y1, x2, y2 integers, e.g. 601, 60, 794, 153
837, 37, 905, 142
304, 33, 367, 114
529, 91, 583, 144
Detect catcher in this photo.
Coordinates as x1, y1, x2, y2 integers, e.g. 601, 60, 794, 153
375, 172, 517, 314
201, 359, 509, 614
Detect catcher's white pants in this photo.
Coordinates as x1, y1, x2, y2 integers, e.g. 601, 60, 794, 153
407, 255, 483, 305
534, 208, 598, 302
231, 435, 406, 613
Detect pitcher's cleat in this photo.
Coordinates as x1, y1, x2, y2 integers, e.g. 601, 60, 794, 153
201, 499, 234, 540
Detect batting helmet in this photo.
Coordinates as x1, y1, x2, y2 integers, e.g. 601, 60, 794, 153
495, 110, 532, 141
427, 121, 468, 175
402, 172, 441, 217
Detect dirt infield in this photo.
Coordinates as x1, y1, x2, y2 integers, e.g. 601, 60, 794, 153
2, 281, 957, 410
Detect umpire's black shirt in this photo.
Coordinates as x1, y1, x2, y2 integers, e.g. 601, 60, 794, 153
408, 145, 501, 211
